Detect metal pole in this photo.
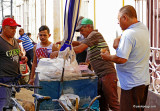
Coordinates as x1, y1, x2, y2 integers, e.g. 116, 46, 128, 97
149, 0, 151, 44
123, 0, 124, 6
94, 0, 96, 29
1, 0, 4, 19
35, 0, 37, 42
157, 0, 159, 48
11, 0, 13, 17
153, 0, 155, 47
142, 0, 143, 23
45, 0, 46, 25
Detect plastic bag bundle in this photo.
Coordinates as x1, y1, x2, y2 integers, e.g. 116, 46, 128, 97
36, 47, 81, 80
59, 94, 80, 111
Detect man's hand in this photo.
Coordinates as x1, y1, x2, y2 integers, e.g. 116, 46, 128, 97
21, 56, 28, 64
38, 56, 45, 59
56, 41, 62, 44
101, 50, 127, 64
29, 78, 34, 85
113, 36, 121, 49
79, 62, 89, 66
17, 39, 23, 43
100, 50, 111, 61
50, 51, 59, 59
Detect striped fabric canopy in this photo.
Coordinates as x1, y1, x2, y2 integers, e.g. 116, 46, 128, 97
59, 0, 82, 93
60, 0, 81, 51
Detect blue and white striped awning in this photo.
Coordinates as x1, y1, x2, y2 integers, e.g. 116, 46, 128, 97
60, 0, 81, 51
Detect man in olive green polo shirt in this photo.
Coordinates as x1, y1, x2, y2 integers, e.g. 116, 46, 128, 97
73, 18, 120, 111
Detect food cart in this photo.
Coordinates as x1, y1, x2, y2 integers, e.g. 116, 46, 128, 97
35, 58, 99, 110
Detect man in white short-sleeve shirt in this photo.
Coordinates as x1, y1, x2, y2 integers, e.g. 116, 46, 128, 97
101, 5, 150, 111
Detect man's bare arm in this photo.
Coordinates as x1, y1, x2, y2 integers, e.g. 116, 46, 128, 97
73, 43, 88, 54
101, 50, 127, 64
113, 36, 121, 49
72, 41, 81, 47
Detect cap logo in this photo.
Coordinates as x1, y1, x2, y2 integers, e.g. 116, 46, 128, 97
10, 21, 14, 24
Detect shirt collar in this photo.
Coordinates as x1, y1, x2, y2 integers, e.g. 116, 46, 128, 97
127, 21, 140, 29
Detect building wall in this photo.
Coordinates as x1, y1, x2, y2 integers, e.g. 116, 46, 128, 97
13, 0, 145, 53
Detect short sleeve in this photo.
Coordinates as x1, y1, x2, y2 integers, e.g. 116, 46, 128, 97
19, 35, 26, 41
116, 35, 132, 60
81, 31, 101, 47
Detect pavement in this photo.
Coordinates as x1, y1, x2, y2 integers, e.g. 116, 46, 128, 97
16, 88, 34, 103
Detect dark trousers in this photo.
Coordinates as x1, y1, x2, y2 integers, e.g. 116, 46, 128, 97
120, 85, 149, 111
26, 49, 34, 70
98, 73, 120, 111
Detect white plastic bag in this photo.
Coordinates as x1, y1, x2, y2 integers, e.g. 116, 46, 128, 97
35, 47, 81, 80
59, 94, 80, 111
